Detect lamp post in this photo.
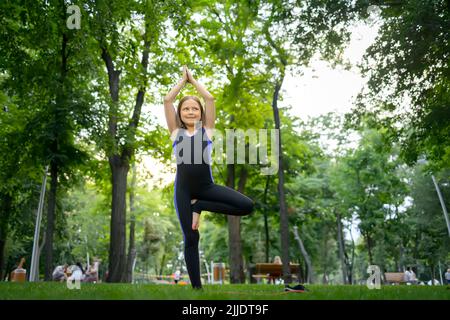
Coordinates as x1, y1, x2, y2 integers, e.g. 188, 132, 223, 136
30, 165, 49, 282
431, 175, 450, 237
417, 158, 450, 238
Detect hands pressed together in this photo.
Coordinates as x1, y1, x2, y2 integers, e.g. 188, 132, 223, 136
182, 65, 196, 85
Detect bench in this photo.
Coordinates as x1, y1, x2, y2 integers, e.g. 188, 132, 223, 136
384, 272, 406, 284
252, 263, 300, 283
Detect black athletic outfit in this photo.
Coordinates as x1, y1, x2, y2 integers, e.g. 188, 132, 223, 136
172, 126, 254, 288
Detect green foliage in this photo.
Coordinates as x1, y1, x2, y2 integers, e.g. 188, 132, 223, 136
347, 0, 450, 169
408, 165, 450, 272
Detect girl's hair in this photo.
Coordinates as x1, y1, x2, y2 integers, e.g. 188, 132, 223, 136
176, 96, 205, 129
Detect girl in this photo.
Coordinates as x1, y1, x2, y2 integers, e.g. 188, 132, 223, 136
164, 65, 255, 289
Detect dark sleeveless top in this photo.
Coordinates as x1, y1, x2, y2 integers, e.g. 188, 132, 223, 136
172, 127, 214, 186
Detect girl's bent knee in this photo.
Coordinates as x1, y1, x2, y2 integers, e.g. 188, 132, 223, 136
244, 199, 255, 215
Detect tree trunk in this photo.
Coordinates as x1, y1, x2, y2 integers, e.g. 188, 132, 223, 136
125, 163, 137, 283
44, 14, 69, 280
295, 253, 305, 283
347, 223, 355, 284
336, 211, 349, 284
298, 258, 305, 283
227, 164, 246, 283
263, 10, 292, 285
101, 45, 124, 283
0, 194, 12, 281
236, 167, 248, 283
101, 10, 150, 282
263, 175, 271, 263
366, 232, 374, 265
430, 264, 435, 285
169, 250, 178, 275
271, 79, 292, 284
159, 253, 166, 277
44, 162, 58, 281
108, 156, 129, 282
125, 215, 136, 282
293, 226, 314, 283
322, 226, 328, 284
399, 244, 405, 272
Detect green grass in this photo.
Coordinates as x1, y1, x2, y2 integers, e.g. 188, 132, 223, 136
0, 283, 449, 300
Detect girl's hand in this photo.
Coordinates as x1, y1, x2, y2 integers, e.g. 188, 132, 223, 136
182, 65, 188, 84
186, 67, 196, 84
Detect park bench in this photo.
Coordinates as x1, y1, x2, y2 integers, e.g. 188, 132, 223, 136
384, 272, 406, 284
252, 263, 300, 283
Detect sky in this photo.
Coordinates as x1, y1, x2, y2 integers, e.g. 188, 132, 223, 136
280, 24, 375, 119
137, 21, 381, 241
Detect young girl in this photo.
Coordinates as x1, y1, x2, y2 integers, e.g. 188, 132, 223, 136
164, 66, 255, 289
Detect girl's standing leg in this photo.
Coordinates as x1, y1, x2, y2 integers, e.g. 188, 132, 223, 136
174, 181, 202, 289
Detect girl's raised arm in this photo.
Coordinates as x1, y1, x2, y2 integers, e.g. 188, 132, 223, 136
164, 66, 188, 134
186, 67, 215, 129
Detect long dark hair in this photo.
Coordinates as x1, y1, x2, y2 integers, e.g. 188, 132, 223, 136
76, 262, 85, 274
176, 96, 205, 129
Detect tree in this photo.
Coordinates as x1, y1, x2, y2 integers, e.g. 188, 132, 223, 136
0, 1, 94, 280
85, 0, 191, 282
254, 0, 363, 283
409, 165, 450, 281
335, 123, 408, 270
347, 0, 450, 169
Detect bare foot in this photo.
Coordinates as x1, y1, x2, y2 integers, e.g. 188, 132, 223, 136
192, 212, 200, 230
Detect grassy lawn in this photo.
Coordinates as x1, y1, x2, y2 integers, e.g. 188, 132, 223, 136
0, 283, 449, 300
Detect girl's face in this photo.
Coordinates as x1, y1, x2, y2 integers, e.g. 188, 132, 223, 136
180, 99, 202, 127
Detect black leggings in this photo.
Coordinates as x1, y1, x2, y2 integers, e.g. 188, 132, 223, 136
174, 180, 254, 288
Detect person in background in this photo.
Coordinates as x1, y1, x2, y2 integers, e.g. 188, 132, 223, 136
273, 256, 282, 264
68, 262, 85, 282
404, 267, 412, 283
84, 259, 100, 283
409, 267, 418, 284
267, 256, 282, 284
52, 264, 68, 282
404, 267, 418, 285
174, 269, 181, 284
